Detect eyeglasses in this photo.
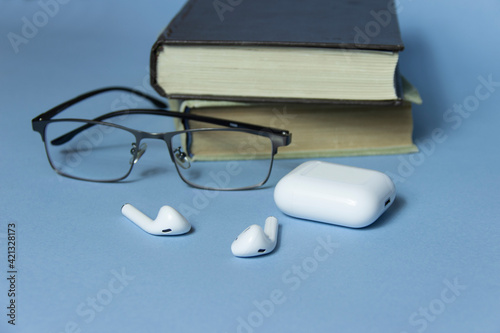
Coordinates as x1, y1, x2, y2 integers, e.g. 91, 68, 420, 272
31, 87, 292, 190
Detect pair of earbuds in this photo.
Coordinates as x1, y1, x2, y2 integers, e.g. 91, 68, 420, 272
121, 204, 278, 258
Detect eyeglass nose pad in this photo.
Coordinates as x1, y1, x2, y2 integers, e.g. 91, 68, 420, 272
174, 147, 191, 169
130, 143, 147, 165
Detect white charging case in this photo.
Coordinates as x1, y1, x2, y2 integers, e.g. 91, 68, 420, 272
274, 161, 396, 228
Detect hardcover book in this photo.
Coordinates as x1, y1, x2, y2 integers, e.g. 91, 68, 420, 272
168, 79, 421, 160
151, 0, 405, 104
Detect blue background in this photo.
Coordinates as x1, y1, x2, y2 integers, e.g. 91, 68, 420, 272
1, 0, 499, 332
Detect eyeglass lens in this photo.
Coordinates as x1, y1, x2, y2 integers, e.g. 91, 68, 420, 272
44, 120, 137, 181
170, 129, 274, 189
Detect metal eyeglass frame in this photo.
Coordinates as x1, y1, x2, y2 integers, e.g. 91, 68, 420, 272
31, 87, 292, 190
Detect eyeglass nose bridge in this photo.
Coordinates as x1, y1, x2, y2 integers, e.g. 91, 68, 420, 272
130, 132, 171, 167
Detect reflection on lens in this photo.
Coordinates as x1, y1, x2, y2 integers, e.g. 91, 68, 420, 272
44, 121, 136, 181
171, 129, 273, 189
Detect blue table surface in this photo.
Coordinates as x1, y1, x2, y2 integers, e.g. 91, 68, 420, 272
1, 1, 499, 332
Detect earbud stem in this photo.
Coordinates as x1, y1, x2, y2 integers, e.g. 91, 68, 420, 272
264, 216, 278, 243
122, 204, 153, 227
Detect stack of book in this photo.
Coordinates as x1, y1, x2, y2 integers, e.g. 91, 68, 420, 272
150, 0, 421, 158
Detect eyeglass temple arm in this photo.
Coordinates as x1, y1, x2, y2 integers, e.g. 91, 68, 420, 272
33, 87, 167, 122
50, 108, 291, 147
180, 108, 292, 148
180, 107, 290, 136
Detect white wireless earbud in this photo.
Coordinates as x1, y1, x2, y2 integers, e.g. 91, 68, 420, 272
121, 204, 191, 235
231, 217, 279, 257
